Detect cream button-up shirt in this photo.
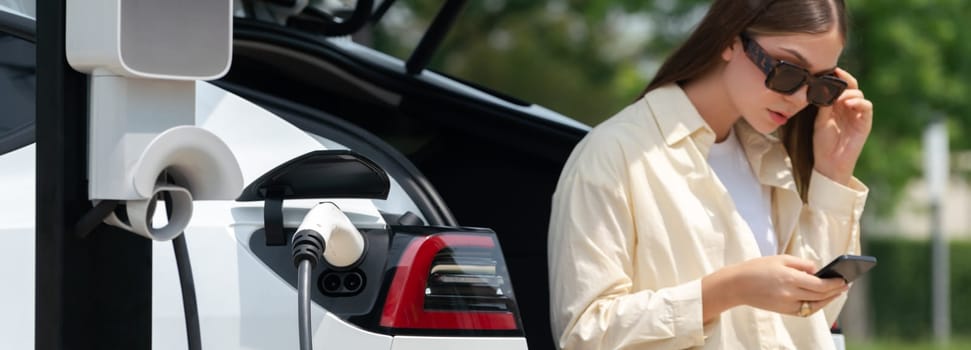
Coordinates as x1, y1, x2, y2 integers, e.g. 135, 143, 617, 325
548, 84, 868, 350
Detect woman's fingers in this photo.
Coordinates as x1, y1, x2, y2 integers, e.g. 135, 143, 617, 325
829, 68, 867, 126
778, 256, 847, 299
798, 278, 848, 299
835, 67, 858, 90
787, 271, 846, 302
838, 88, 864, 100
799, 290, 846, 316
836, 93, 873, 134
795, 273, 845, 291
841, 99, 872, 122
780, 255, 817, 274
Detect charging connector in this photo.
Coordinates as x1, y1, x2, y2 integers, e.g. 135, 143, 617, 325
295, 202, 366, 268
290, 202, 365, 350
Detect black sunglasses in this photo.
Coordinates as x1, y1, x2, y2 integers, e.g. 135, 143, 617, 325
740, 33, 847, 106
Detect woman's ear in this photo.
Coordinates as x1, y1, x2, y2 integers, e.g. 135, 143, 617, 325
721, 37, 740, 62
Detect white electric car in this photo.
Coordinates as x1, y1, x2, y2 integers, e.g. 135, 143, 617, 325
0, 1, 588, 349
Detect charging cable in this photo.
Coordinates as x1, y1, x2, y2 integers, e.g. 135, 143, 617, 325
289, 202, 366, 350
291, 223, 324, 350
163, 189, 202, 350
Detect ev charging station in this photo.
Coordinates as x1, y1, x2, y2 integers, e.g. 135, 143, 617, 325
65, 0, 241, 240
36, 2, 375, 349
37, 0, 240, 348
32, 1, 531, 349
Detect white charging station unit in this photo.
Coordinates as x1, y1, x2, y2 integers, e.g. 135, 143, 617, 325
65, 0, 242, 239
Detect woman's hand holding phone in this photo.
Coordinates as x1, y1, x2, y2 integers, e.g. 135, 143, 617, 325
709, 255, 848, 318
812, 68, 873, 186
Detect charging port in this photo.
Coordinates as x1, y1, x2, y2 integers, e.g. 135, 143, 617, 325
318, 270, 366, 296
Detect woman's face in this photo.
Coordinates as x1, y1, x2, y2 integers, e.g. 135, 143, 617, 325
720, 28, 845, 134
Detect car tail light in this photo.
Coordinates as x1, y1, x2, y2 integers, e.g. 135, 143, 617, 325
380, 233, 522, 332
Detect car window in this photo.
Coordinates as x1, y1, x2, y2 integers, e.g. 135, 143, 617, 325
0, 33, 35, 154
0, 0, 34, 19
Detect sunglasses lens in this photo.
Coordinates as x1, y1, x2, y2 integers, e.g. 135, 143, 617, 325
766, 64, 806, 93
808, 77, 847, 106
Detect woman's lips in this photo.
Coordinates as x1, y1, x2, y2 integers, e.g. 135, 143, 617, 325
769, 110, 789, 125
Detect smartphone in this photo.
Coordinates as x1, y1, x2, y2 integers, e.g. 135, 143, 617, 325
815, 255, 877, 282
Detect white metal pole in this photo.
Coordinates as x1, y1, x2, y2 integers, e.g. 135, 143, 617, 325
924, 118, 950, 344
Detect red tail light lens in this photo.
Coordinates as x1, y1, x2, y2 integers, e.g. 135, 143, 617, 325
380, 233, 521, 331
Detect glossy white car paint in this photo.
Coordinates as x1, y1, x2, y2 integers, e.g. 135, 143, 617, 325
391, 336, 528, 350
158, 82, 418, 350
0, 143, 35, 350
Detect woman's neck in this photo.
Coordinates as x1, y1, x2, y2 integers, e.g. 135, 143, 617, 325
681, 72, 741, 143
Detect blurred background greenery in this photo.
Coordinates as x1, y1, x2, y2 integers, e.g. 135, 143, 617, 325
361, 0, 971, 348
370, 0, 971, 216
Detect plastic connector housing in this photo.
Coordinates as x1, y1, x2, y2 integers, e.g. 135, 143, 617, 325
295, 202, 366, 268
86, 77, 242, 201
66, 0, 232, 80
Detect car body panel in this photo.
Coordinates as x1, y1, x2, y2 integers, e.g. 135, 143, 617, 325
391, 336, 527, 350
0, 143, 35, 350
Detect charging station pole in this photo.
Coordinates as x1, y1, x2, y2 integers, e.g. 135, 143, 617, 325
36, 0, 152, 348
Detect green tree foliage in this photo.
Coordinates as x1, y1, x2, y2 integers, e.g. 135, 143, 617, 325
371, 0, 971, 215
843, 0, 971, 214
865, 238, 971, 339
372, 0, 710, 123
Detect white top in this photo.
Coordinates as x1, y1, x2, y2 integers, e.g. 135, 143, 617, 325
707, 128, 778, 256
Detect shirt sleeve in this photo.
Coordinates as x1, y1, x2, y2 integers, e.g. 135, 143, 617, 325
793, 169, 869, 324
548, 170, 706, 350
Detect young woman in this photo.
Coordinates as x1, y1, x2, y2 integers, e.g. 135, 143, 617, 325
547, 0, 872, 349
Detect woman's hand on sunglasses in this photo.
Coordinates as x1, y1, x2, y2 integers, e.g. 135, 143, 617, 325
812, 68, 873, 186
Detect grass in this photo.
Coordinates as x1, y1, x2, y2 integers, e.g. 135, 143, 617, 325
848, 338, 971, 350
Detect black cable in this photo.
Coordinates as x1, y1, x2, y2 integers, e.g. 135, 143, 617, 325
164, 191, 203, 350
75, 199, 119, 238
172, 235, 202, 350
297, 259, 314, 350
406, 0, 467, 74
291, 229, 325, 350
370, 0, 396, 24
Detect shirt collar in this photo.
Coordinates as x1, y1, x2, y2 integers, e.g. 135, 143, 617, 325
736, 121, 798, 192
642, 84, 797, 192
642, 84, 716, 156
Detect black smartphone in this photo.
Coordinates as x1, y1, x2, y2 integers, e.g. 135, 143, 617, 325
815, 255, 877, 282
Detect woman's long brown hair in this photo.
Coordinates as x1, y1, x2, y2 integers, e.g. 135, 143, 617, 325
640, 0, 847, 201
